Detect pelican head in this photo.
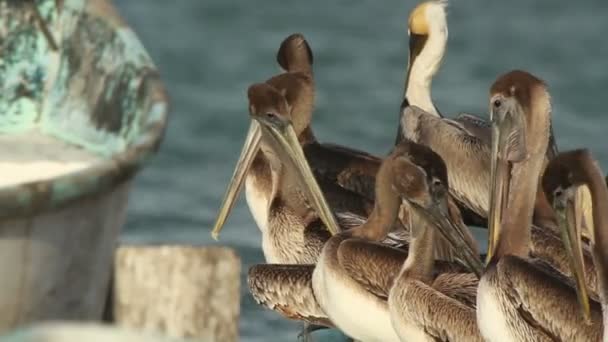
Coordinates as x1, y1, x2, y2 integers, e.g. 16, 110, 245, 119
391, 141, 483, 276
408, 0, 448, 38
404, 0, 447, 115
211, 74, 335, 239
246, 82, 339, 235
276, 33, 314, 74
543, 149, 601, 322
486, 70, 552, 261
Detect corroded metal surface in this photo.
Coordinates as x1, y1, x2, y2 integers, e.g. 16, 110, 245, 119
0, 0, 169, 218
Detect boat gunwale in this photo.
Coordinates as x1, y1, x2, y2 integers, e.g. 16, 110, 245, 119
0, 0, 170, 219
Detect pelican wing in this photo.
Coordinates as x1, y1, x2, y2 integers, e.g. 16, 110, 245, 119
494, 256, 602, 341
336, 240, 408, 299
453, 112, 559, 159
454, 112, 492, 146
318, 180, 375, 220
529, 224, 598, 296
390, 278, 483, 342
432, 272, 479, 308
305, 142, 381, 202
335, 211, 410, 249
402, 107, 490, 219
248, 264, 334, 328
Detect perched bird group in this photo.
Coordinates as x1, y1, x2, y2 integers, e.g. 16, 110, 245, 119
212, 1, 608, 341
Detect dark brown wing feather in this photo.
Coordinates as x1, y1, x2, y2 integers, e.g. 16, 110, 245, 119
454, 112, 559, 159
248, 264, 334, 328
317, 178, 374, 219
305, 142, 380, 202
336, 240, 475, 301
403, 108, 489, 220
454, 113, 492, 146
529, 224, 598, 296
337, 239, 408, 299
432, 272, 479, 309
496, 256, 602, 341
402, 109, 558, 229
391, 279, 483, 342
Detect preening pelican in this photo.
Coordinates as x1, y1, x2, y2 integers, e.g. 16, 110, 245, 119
477, 70, 602, 341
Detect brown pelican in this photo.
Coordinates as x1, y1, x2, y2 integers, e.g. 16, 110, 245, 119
312, 142, 482, 342
395, 1, 561, 228
393, 0, 490, 226
387, 147, 484, 341
248, 140, 482, 339
226, 78, 345, 263
211, 34, 316, 241
476, 70, 602, 341
400, 100, 604, 296
543, 149, 608, 341
211, 36, 414, 253
219, 71, 416, 264
542, 149, 608, 339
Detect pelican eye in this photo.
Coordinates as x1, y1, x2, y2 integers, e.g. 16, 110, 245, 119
430, 177, 446, 198
553, 188, 564, 199
493, 99, 502, 109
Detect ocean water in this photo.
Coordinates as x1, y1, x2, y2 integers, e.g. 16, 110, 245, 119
114, 1, 608, 340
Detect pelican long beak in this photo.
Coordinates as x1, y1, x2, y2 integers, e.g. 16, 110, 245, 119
418, 201, 484, 278
486, 119, 510, 264
211, 121, 262, 239
575, 185, 593, 240
555, 188, 591, 322
258, 118, 341, 235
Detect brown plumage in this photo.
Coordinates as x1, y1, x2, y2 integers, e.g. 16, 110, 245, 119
276, 33, 314, 74
478, 70, 602, 341
243, 35, 411, 253
543, 149, 608, 339
399, 102, 559, 228
400, 85, 601, 297
273, 25, 486, 228
213, 34, 408, 262
276, 33, 382, 206
255, 71, 416, 261
385, 139, 483, 342
245, 79, 340, 263
312, 140, 482, 342
481, 256, 602, 341
401, 105, 490, 220
246, 139, 480, 338
247, 264, 333, 328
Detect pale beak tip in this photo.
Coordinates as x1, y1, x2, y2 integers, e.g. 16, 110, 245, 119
211, 230, 221, 240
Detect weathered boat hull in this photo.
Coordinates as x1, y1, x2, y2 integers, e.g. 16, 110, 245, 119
0, 0, 168, 331
0, 182, 131, 328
